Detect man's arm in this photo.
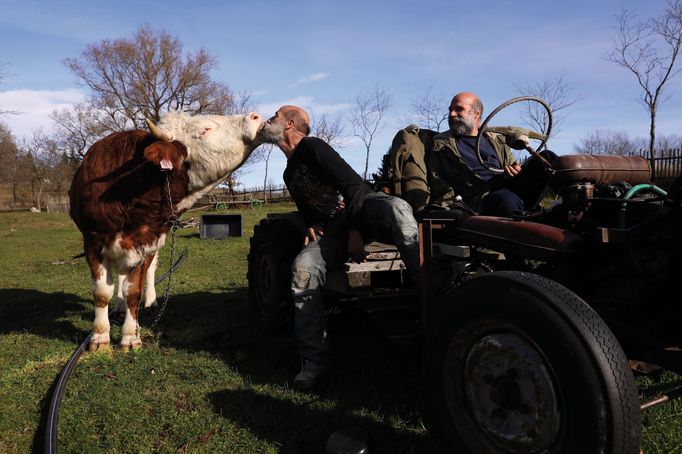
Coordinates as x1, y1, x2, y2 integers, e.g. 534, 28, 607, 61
306, 137, 371, 228
427, 151, 457, 209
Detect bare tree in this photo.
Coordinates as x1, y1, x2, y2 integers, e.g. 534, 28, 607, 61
350, 85, 392, 180
50, 103, 110, 161
0, 123, 21, 204
313, 113, 347, 148
408, 86, 449, 131
656, 133, 682, 155
19, 130, 65, 210
64, 24, 247, 132
515, 71, 580, 137
606, 1, 682, 177
259, 144, 275, 201
574, 130, 645, 155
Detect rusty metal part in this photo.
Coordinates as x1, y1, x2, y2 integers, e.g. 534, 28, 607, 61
462, 332, 561, 451
641, 387, 682, 410
550, 155, 652, 188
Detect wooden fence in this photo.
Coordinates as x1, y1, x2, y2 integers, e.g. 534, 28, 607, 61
198, 184, 291, 209
633, 148, 682, 188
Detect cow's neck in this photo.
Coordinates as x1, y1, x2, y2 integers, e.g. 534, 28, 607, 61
176, 144, 257, 212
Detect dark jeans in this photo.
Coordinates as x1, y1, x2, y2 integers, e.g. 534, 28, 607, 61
481, 150, 557, 217
290, 192, 419, 365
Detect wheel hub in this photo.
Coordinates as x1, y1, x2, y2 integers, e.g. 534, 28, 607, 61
464, 333, 560, 452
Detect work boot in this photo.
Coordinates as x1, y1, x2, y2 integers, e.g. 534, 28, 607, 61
293, 359, 329, 392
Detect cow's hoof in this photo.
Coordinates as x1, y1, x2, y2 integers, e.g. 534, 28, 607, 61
88, 340, 111, 352
119, 339, 142, 352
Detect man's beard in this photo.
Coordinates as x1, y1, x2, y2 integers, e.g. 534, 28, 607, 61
258, 121, 285, 144
449, 114, 475, 135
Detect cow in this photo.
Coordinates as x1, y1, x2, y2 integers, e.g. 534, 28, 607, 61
69, 111, 265, 352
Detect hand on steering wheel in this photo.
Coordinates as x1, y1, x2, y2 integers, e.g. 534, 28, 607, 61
475, 96, 553, 173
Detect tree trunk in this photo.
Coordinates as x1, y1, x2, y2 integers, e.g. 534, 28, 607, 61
364, 148, 370, 181
36, 180, 43, 211
263, 163, 269, 202
649, 108, 657, 181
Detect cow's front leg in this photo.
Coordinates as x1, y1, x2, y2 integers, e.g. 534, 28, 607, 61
142, 252, 159, 311
87, 251, 114, 352
120, 265, 144, 352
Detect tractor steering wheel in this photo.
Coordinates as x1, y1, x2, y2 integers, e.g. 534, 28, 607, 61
475, 96, 553, 173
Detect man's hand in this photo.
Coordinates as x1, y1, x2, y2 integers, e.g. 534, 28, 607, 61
504, 162, 522, 177
347, 229, 366, 263
303, 224, 324, 246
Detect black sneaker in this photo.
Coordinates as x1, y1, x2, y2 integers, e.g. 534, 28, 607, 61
293, 360, 329, 391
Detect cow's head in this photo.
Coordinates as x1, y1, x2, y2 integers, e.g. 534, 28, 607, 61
146, 111, 264, 190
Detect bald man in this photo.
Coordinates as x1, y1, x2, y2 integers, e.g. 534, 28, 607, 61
260, 106, 420, 391
428, 92, 555, 216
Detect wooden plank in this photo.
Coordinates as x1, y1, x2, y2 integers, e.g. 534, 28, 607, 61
346, 259, 405, 273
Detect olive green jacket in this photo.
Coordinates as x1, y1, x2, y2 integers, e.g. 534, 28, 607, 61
388, 125, 438, 213
428, 131, 515, 212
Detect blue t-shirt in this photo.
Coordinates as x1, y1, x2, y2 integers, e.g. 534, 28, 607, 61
455, 135, 501, 181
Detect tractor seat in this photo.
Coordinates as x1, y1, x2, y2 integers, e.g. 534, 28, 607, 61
549, 154, 651, 188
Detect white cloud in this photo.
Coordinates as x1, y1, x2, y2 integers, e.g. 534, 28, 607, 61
290, 72, 330, 87
0, 88, 85, 139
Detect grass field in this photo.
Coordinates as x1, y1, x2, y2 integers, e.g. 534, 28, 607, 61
0, 206, 681, 453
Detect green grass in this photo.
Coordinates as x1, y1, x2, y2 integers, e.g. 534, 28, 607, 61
0, 206, 681, 453
0, 205, 438, 453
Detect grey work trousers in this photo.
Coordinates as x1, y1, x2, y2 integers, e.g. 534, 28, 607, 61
291, 192, 419, 364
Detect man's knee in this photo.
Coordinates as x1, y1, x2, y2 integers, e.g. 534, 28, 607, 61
291, 250, 324, 292
482, 189, 523, 217
292, 264, 313, 290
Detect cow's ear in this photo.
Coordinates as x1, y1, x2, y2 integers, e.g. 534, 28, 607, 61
144, 142, 182, 171
197, 126, 213, 139
144, 142, 166, 164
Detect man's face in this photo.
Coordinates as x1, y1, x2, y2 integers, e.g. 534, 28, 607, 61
448, 97, 477, 135
259, 109, 287, 143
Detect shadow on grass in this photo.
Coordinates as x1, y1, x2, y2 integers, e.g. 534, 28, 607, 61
0, 288, 90, 341
1, 285, 442, 452
150, 288, 443, 452
208, 387, 441, 453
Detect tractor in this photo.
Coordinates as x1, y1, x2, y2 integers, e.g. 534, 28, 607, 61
247, 97, 681, 453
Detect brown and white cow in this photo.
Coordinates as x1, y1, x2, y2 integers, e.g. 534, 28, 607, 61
69, 111, 264, 351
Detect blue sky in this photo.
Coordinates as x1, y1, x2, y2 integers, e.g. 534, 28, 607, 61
0, 0, 680, 189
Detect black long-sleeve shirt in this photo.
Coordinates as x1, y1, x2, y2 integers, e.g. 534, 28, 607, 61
283, 136, 374, 229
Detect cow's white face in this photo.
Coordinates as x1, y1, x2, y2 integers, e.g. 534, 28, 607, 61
155, 111, 264, 160
150, 111, 265, 208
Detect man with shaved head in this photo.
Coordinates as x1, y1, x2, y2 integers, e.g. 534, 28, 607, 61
428, 91, 556, 216
260, 105, 420, 391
